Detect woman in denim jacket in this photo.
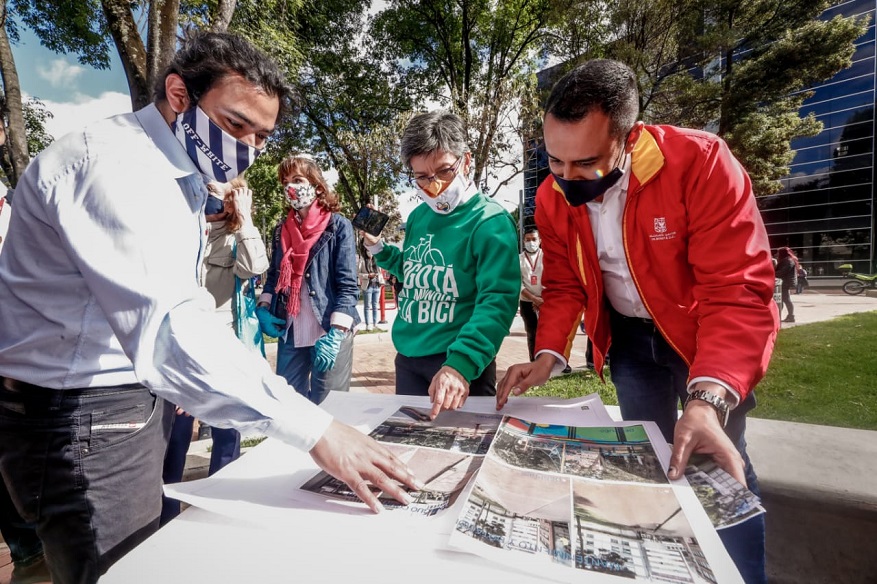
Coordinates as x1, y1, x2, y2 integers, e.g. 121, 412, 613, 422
256, 155, 360, 404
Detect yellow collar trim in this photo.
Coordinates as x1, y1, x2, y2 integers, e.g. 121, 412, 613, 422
630, 129, 664, 187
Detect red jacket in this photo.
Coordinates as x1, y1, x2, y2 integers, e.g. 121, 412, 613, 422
535, 125, 779, 401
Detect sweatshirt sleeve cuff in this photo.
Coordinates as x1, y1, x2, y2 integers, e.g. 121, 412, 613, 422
443, 352, 479, 383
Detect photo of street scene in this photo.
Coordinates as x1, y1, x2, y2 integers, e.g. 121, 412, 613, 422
301, 443, 483, 516
368, 406, 504, 454
572, 481, 716, 583
454, 457, 574, 567
684, 456, 764, 530
491, 418, 667, 483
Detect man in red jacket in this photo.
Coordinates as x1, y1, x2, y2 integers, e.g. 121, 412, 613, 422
497, 59, 778, 583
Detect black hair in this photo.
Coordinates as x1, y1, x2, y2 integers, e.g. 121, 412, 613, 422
154, 30, 293, 121
544, 59, 639, 139
524, 227, 539, 235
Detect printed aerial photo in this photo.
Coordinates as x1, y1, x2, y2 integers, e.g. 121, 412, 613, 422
301, 443, 484, 516
491, 418, 668, 483
368, 406, 505, 454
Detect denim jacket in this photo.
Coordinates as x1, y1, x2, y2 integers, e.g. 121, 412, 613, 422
261, 213, 360, 332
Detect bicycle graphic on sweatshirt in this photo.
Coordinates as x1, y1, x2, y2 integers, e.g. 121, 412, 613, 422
407, 234, 446, 267
399, 234, 458, 324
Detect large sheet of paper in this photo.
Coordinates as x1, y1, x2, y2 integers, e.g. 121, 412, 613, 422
156, 393, 740, 583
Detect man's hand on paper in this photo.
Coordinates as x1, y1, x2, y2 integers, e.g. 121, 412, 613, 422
309, 420, 425, 514
668, 401, 746, 486
427, 366, 469, 419
495, 353, 555, 410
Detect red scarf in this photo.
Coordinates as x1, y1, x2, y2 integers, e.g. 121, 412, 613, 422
278, 204, 331, 317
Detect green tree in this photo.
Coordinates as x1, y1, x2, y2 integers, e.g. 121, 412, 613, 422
546, 0, 867, 196
371, 0, 552, 193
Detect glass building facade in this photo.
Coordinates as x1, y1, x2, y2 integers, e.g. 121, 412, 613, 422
523, 1, 876, 279
759, 0, 876, 278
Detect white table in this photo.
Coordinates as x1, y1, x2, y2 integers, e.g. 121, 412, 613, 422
102, 395, 737, 583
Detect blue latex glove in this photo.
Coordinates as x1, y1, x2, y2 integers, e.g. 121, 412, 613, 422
256, 306, 285, 338
313, 327, 346, 372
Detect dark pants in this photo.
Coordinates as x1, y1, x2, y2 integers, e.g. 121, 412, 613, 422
0, 378, 173, 584
395, 353, 497, 396
519, 300, 538, 362
0, 478, 43, 566
160, 412, 241, 526
606, 311, 766, 584
276, 332, 355, 405
781, 283, 794, 317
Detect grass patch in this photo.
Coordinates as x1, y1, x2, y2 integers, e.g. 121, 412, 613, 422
241, 435, 267, 449
532, 311, 877, 431
357, 326, 388, 336
753, 311, 877, 430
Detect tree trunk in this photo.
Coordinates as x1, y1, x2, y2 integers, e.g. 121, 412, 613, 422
210, 0, 237, 32
101, 0, 150, 110
0, 0, 30, 186
147, 0, 180, 94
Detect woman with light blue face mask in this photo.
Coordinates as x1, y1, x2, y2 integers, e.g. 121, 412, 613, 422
357, 110, 521, 419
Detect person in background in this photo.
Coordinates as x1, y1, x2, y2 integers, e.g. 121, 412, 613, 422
360, 110, 520, 419
0, 32, 419, 583
774, 247, 799, 323
256, 154, 360, 405
497, 59, 777, 584
796, 263, 809, 294
161, 176, 270, 525
358, 251, 385, 331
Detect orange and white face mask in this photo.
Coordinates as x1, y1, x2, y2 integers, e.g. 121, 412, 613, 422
417, 172, 473, 215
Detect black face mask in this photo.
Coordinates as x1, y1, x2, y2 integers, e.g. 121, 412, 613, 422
551, 139, 628, 206
552, 168, 623, 206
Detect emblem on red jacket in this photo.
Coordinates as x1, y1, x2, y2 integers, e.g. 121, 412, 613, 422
654, 217, 667, 233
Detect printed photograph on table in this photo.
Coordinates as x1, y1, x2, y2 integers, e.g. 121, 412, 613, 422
301, 443, 483, 516
299, 406, 504, 516
450, 416, 731, 583
369, 406, 504, 454
491, 417, 667, 483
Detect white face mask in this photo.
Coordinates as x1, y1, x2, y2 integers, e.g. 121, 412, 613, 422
524, 240, 540, 254
285, 183, 317, 210
418, 172, 473, 215
173, 106, 261, 182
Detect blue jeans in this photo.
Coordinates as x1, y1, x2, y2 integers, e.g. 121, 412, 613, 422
607, 311, 766, 584
363, 285, 381, 327
0, 378, 173, 584
161, 412, 241, 525
276, 331, 354, 405
0, 478, 43, 565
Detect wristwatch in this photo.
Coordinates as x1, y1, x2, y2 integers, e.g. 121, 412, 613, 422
685, 389, 730, 428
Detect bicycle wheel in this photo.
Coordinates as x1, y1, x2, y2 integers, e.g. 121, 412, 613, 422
843, 280, 866, 295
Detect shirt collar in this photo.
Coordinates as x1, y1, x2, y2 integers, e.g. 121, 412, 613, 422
134, 103, 201, 180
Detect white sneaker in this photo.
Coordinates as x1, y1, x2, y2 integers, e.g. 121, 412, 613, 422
366, 324, 373, 331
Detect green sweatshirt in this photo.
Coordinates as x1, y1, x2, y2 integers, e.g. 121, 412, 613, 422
375, 193, 519, 382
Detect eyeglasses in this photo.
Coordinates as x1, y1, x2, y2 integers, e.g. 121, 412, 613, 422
408, 156, 464, 189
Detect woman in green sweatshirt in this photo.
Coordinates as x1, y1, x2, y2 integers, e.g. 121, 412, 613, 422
361, 110, 520, 418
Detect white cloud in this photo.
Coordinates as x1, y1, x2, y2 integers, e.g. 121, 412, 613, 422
38, 92, 133, 141
37, 59, 85, 88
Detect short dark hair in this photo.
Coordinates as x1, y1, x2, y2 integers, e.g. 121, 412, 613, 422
400, 110, 470, 168
544, 59, 639, 139
154, 31, 293, 121
524, 227, 539, 236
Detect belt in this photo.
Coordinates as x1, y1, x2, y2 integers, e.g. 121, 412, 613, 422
1, 377, 146, 397
609, 308, 654, 325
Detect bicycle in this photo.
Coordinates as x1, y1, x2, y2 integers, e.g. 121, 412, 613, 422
838, 264, 877, 295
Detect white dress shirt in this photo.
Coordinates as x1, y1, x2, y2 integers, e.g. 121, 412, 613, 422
0, 104, 331, 451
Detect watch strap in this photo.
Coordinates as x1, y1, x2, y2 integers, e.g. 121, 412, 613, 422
685, 389, 730, 428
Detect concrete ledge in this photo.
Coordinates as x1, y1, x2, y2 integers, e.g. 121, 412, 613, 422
746, 417, 877, 583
